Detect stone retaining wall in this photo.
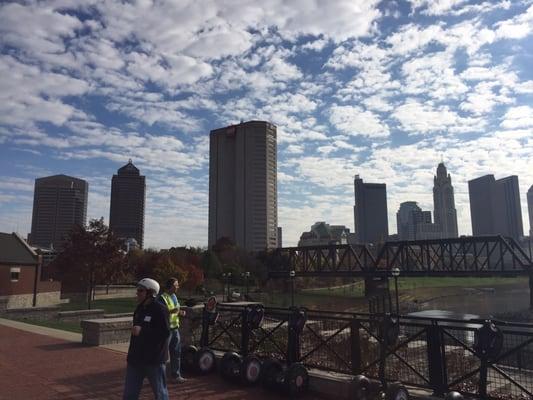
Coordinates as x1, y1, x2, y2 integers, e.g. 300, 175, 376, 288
1, 306, 60, 321
80, 304, 204, 346
57, 309, 105, 322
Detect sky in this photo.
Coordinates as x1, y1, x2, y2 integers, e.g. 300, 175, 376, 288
0, 0, 532, 249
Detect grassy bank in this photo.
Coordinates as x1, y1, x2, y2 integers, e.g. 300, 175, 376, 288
303, 276, 527, 298
60, 297, 137, 314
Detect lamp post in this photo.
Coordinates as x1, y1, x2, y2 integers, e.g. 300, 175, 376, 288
244, 271, 250, 297
221, 273, 226, 302
227, 272, 232, 302
391, 268, 400, 317
290, 270, 296, 307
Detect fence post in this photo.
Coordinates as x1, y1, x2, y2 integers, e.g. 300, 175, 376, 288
241, 307, 250, 357
287, 308, 306, 364
426, 323, 447, 396
199, 305, 210, 348
350, 318, 362, 375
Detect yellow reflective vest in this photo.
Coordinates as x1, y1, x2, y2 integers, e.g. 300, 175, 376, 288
160, 292, 180, 329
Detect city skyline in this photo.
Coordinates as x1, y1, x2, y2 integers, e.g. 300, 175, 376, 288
1, 1, 532, 248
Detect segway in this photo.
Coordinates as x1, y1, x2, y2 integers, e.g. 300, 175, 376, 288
261, 308, 310, 396
183, 296, 219, 375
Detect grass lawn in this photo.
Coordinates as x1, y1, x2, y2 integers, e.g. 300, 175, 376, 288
60, 297, 137, 314
304, 276, 527, 298
7, 317, 83, 334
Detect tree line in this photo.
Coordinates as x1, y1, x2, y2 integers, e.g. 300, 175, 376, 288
50, 218, 278, 308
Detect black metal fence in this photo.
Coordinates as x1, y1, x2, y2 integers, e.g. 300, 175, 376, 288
196, 303, 533, 399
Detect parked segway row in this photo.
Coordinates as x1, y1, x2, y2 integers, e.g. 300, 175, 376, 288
181, 296, 219, 375
260, 307, 310, 397
219, 304, 265, 385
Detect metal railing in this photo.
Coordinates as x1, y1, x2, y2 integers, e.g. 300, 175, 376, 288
196, 303, 533, 399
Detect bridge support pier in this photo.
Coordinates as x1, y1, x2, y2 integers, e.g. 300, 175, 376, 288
364, 276, 389, 298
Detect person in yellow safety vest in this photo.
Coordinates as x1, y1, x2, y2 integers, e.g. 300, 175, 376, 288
158, 277, 186, 383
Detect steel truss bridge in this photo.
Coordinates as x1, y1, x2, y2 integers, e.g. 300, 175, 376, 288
267, 235, 532, 278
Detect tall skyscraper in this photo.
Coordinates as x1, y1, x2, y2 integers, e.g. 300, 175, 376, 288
433, 162, 458, 238
29, 175, 88, 250
208, 121, 278, 252
353, 175, 388, 243
527, 185, 533, 240
396, 202, 440, 240
468, 174, 523, 240
109, 160, 146, 248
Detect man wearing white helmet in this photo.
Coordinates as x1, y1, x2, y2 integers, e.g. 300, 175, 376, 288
123, 278, 170, 400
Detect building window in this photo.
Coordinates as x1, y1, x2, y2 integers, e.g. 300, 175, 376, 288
10, 267, 20, 282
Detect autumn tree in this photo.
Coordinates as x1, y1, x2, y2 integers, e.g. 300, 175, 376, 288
51, 218, 128, 309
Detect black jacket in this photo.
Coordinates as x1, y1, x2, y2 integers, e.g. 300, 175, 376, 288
127, 299, 170, 365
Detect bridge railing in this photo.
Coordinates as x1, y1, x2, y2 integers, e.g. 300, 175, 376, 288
197, 303, 533, 399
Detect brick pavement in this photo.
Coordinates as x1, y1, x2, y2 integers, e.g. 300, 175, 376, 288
0, 325, 324, 400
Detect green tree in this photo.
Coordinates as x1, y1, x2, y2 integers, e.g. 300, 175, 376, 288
51, 218, 127, 309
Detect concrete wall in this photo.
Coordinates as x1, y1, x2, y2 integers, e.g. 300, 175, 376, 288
0, 290, 61, 310
80, 304, 204, 346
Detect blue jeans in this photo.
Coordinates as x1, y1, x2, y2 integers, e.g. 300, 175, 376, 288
123, 363, 169, 400
169, 329, 182, 378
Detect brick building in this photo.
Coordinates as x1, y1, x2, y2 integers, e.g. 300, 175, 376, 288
0, 232, 61, 309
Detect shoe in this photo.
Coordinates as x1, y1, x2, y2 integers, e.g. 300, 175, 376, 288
175, 376, 187, 384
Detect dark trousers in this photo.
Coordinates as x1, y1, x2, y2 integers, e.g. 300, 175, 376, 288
169, 328, 182, 378
123, 363, 169, 400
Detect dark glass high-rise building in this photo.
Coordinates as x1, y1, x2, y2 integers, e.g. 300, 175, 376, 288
109, 160, 146, 248
29, 175, 88, 250
433, 162, 458, 238
468, 174, 523, 240
208, 121, 278, 252
353, 175, 388, 244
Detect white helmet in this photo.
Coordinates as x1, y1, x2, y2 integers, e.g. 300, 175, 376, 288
137, 278, 160, 297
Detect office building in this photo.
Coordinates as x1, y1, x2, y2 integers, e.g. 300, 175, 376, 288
468, 175, 523, 240
527, 185, 533, 240
433, 162, 458, 238
353, 175, 388, 244
208, 121, 278, 252
298, 222, 350, 247
397, 202, 440, 240
109, 160, 146, 248
29, 175, 88, 250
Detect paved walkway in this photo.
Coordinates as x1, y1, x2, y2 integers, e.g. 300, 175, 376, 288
0, 320, 324, 400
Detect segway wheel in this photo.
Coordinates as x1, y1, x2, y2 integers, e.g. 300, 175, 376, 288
444, 391, 464, 400
181, 345, 198, 373
385, 382, 409, 400
261, 359, 284, 391
220, 352, 242, 382
352, 374, 371, 400
241, 355, 262, 385
285, 362, 309, 396
195, 347, 216, 375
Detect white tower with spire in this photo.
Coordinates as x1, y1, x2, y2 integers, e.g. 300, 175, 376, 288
433, 162, 459, 238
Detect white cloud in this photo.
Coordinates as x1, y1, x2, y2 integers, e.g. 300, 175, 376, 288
495, 5, 533, 40
500, 106, 533, 129
409, 0, 469, 16
392, 99, 484, 134
329, 105, 390, 138
0, 56, 88, 128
